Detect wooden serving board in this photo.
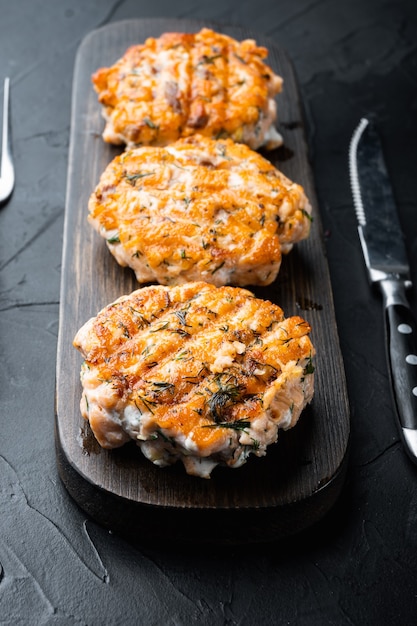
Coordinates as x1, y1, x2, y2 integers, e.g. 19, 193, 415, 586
55, 18, 350, 544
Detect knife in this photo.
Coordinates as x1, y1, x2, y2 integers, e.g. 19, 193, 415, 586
349, 116, 417, 463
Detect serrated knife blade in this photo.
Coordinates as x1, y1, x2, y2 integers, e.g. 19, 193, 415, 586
349, 117, 417, 464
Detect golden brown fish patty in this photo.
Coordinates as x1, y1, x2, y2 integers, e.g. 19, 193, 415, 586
88, 135, 312, 287
92, 28, 283, 149
73, 282, 315, 478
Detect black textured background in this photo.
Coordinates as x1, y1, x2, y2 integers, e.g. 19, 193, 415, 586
1, 1, 417, 623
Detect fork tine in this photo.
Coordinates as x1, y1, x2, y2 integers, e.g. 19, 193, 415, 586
0, 77, 15, 204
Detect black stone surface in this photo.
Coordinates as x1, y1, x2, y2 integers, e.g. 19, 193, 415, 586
1, 1, 417, 623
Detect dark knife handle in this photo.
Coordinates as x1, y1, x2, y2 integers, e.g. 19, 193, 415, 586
380, 279, 417, 462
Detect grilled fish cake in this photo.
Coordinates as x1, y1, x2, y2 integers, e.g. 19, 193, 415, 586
92, 28, 283, 150
73, 282, 315, 478
88, 135, 312, 287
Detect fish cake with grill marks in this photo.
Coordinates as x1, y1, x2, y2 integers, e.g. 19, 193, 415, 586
88, 135, 312, 287
73, 281, 315, 478
92, 28, 283, 150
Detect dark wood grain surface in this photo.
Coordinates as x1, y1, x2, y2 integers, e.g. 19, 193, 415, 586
55, 19, 350, 542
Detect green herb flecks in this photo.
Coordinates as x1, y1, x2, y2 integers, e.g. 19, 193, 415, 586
233, 53, 247, 64
174, 308, 191, 327
206, 374, 243, 423
250, 359, 279, 379
216, 143, 227, 157
170, 328, 191, 338
135, 396, 157, 415
150, 381, 175, 394
211, 260, 225, 275
117, 321, 131, 338
215, 129, 229, 140
150, 321, 170, 333
125, 171, 155, 185
184, 365, 209, 385
304, 357, 315, 376
301, 209, 313, 222
198, 53, 222, 65
143, 117, 159, 129
266, 320, 280, 332
156, 430, 176, 446
128, 306, 150, 327
202, 419, 250, 431
173, 350, 190, 361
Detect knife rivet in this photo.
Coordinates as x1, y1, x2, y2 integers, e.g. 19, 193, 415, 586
406, 355, 417, 365
398, 324, 412, 334
413, 387, 417, 397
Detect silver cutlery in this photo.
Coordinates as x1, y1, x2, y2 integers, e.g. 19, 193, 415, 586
349, 117, 417, 463
0, 77, 15, 204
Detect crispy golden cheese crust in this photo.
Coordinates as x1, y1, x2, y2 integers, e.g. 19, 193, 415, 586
88, 135, 312, 287
92, 28, 283, 150
73, 282, 315, 478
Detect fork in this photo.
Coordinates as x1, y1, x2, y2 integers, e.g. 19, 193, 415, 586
0, 77, 15, 204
